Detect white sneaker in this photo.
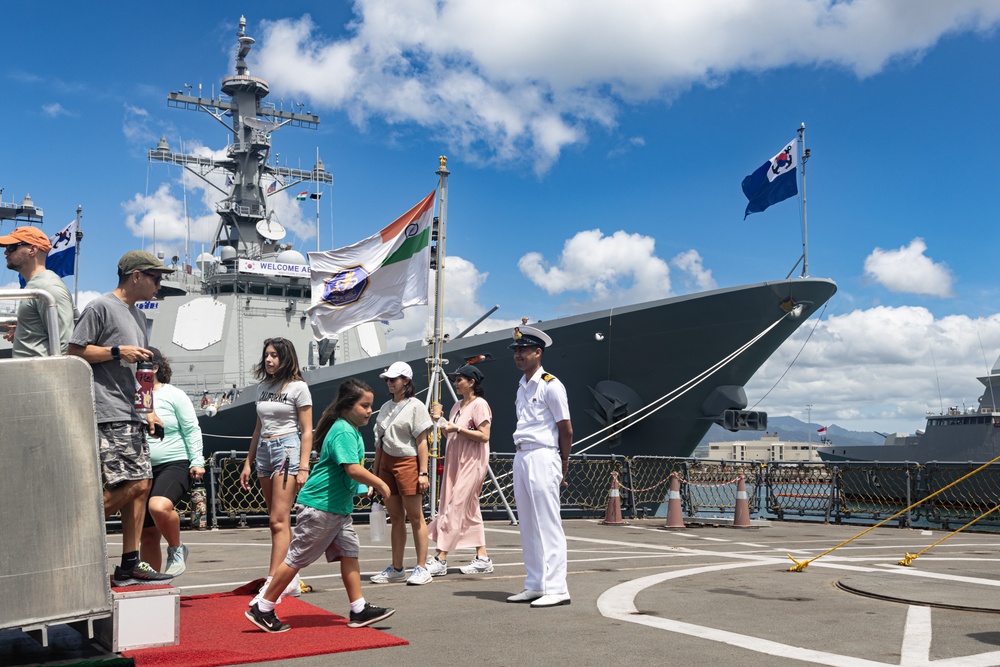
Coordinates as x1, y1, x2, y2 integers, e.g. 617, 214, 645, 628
370, 566, 407, 584
281, 573, 301, 598
426, 557, 448, 577
460, 556, 494, 574
406, 565, 433, 585
164, 544, 189, 577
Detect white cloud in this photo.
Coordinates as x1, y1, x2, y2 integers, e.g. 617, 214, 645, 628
746, 306, 1000, 434
382, 254, 520, 351
42, 103, 75, 118
863, 238, 955, 297
518, 229, 672, 307
670, 249, 716, 292
250, 1, 1000, 171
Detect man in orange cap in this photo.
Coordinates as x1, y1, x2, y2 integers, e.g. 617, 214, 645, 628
0, 226, 75, 356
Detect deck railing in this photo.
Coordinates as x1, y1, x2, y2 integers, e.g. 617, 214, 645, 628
111, 454, 1000, 533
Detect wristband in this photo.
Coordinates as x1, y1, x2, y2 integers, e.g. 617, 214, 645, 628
111, 346, 121, 361
418, 472, 428, 477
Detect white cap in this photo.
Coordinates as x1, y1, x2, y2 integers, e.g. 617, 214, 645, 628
379, 361, 413, 380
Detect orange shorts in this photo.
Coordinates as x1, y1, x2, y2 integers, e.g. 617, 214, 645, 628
377, 451, 420, 496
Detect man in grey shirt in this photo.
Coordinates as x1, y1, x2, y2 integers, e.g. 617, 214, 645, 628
69, 250, 175, 586
0, 226, 75, 356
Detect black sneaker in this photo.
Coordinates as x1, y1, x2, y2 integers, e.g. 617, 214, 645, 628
245, 603, 291, 633
112, 562, 174, 586
347, 603, 395, 628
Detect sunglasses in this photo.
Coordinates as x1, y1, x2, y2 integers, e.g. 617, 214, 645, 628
3, 242, 30, 253
141, 270, 163, 285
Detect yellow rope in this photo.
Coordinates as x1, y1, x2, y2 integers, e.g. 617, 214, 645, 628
787, 454, 1000, 572
897, 501, 1000, 566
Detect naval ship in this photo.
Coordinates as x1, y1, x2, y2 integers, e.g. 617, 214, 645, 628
140, 17, 838, 458
818, 353, 1000, 464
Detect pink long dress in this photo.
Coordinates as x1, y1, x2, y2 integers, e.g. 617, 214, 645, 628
427, 397, 492, 551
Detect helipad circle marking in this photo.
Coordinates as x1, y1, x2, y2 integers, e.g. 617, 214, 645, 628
597, 560, 1000, 667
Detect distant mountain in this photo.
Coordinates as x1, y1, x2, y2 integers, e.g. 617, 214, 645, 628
696, 416, 886, 451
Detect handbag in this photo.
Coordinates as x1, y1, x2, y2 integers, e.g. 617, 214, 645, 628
369, 502, 390, 546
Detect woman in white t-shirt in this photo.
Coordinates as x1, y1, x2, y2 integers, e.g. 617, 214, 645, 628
239, 337, 313, 604
369, 361, 434, 586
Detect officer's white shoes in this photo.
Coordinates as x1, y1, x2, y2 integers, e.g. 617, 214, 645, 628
506, 589, 544, 603
530, 592, 571, 608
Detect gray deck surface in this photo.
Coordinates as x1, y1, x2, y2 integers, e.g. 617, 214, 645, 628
6, 518, 1000, 666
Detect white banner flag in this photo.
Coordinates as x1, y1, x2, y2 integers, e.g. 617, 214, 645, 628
307, 190, 435, 338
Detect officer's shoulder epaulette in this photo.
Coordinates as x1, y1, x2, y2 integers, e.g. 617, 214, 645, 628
541, 373, 556, 382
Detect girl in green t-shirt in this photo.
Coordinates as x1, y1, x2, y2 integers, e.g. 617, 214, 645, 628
245, 379, 396, 633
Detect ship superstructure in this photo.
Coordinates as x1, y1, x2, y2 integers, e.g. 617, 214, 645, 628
144, 16, 384, 394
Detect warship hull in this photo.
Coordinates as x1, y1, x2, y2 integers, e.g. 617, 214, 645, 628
186, 277, 837, 457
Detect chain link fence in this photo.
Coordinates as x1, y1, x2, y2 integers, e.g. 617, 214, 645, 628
106, 453, 1000, 534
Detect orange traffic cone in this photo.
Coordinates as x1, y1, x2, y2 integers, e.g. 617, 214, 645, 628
601, 471, 628, 526
661, 472, 685, 530
733, 475, 752, 528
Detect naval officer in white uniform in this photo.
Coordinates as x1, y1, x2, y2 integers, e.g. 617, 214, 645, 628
506, 325, 573, 608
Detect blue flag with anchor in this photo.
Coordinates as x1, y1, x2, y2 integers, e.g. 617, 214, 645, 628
741, 138, 798, 219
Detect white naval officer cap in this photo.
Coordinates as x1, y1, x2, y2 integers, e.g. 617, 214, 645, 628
509, 325, 552, 349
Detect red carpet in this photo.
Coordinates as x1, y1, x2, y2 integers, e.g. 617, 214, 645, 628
123, 587, 407, 667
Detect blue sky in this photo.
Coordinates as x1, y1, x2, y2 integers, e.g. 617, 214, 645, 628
3, 1, 1000, 436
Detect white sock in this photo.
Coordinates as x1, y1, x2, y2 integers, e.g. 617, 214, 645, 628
258, 598, 276, 613
350, 598, 366, 614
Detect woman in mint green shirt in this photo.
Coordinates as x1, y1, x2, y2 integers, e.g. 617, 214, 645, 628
139, 347, 205, 578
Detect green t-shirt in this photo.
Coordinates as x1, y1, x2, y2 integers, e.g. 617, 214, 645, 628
296, 419, 366, 515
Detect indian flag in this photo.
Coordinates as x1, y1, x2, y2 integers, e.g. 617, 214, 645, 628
307, 189, 435, 338
296, 191, 308, 201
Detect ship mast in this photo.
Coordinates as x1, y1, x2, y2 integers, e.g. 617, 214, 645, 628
149, 16, 332, 259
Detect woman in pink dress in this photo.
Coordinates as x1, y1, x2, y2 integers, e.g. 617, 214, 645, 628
426, 364, 494, 575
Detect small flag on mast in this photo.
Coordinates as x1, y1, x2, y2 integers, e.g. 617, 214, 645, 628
741, 137, 798, 219
47, 220, 77, 279
817, 426, 827, 434
310, 192, 322, 200
296, 191, 308, 201
267, 180, 277, 194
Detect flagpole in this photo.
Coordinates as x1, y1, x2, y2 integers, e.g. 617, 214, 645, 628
314, 148, 321, 252
798, 122, 809, 278
427, 156, 450, 518
73, 204, 82, 306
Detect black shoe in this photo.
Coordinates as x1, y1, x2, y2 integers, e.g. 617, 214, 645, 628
245, 603, 291, 633
112, 562, 174, 586
347, 603, 395, 628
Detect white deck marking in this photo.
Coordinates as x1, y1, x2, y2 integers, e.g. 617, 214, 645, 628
598, 561, 1000, 666
900, 606, 932, 666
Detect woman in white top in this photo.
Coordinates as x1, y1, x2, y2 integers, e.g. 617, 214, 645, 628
239, 337, 313, 603
369, 361, 434, 586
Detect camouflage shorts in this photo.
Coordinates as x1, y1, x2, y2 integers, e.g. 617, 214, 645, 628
98, 421, 152, 488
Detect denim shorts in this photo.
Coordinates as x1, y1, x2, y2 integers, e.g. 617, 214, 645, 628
256, 433, 302, 478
